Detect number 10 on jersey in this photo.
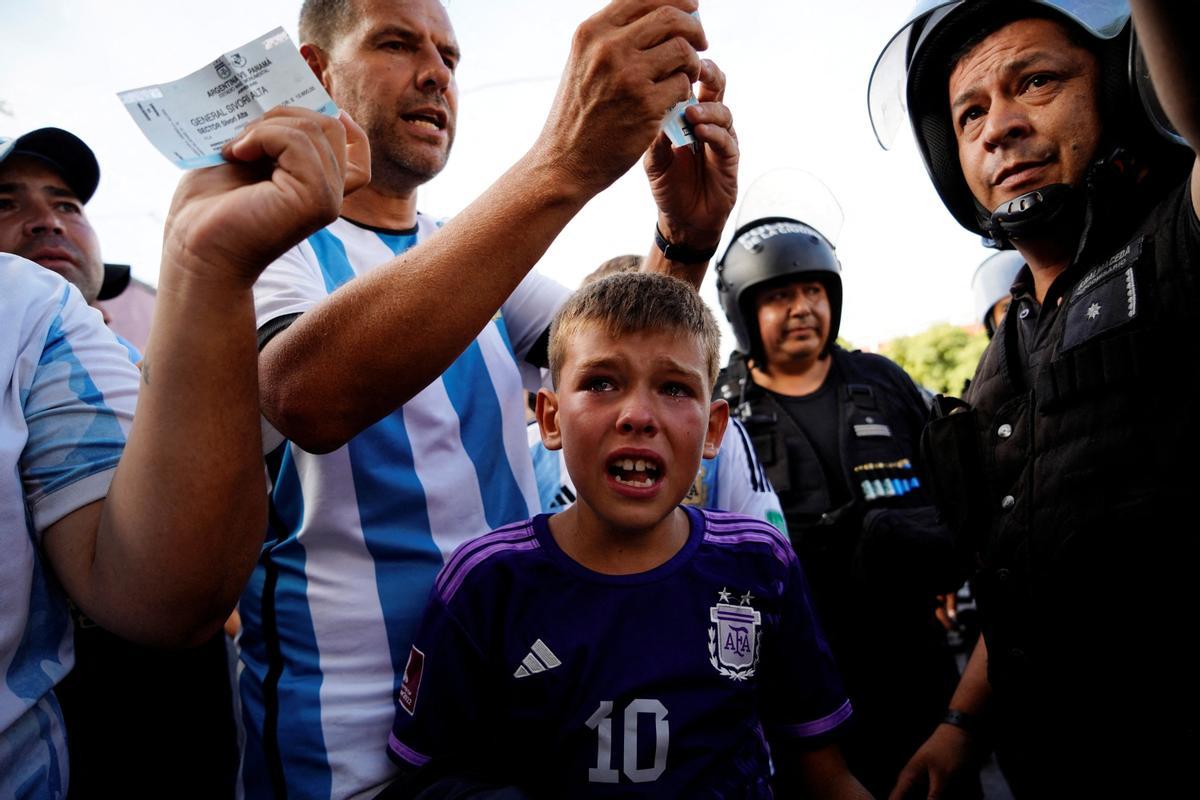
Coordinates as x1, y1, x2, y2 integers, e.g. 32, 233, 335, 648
585, 699, 669, 783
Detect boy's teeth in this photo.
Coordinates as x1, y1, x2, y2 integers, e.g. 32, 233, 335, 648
609, 456, 659, 484
615, 475, 653, 488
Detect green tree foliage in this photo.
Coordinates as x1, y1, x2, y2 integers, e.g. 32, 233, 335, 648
880, 323, 989, 396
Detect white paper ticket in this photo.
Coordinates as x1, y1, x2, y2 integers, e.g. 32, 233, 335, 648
118, 28, 337, 169
663, 94, 698, 148
661, 10, 702, 148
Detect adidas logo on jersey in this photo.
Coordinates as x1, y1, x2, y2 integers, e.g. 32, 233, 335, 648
514, 639, 561, 678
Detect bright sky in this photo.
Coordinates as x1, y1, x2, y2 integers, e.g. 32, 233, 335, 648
1, 0, 991, 352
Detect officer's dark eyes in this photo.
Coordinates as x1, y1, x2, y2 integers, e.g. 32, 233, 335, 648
959, 107, 985, 130
1023, 73, 1055, 93
55, 201, 82, 215
0, 198, 15, 211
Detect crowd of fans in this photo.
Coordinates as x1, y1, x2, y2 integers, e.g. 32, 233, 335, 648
3, 0, 1196, 798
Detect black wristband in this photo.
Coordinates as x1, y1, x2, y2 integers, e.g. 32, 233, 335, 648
941, 708, 979, 735
654, 224, 718, 263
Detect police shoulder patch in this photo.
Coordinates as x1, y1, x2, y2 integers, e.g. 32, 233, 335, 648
1062, 237, 1147, 352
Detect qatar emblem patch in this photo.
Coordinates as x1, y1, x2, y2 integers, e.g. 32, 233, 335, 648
398, 645, 425, 715
709, 587, 762, 681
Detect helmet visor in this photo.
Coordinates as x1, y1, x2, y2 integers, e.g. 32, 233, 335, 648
972, 249, 1025, 324
868, 0, 1132, 149
1132, 40, 1188, 146
734, 168, 845, 247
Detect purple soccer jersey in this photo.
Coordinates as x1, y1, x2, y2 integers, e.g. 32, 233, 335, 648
388, 507, 851, 798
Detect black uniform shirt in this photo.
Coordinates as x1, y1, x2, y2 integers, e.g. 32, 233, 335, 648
1009, 267, 1065, 379
767, 379, 851, 511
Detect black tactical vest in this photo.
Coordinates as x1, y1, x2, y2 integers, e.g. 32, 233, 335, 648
922, 182, 1200, 720
717, 348, 959, 609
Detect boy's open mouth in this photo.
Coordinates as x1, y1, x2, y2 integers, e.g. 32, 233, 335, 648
607, 456, 662, 489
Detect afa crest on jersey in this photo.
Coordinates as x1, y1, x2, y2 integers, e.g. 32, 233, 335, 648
708, 588, 762, 681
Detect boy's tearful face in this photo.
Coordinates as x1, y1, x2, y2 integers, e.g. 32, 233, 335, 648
539, 325, 727, 537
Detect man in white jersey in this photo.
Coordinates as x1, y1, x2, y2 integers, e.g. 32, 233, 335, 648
242, 0, 739, 797
0, 125, 241, 795
0, 109, 369, 797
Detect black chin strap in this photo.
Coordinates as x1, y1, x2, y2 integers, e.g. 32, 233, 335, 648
978, 147, 1140, 255
985, 183, 1080, 243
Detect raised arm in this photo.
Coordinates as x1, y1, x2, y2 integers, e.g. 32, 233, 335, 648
260, 0, 709, 454
41, 109, 369, 646
1128, 2, 1200, 208
642, 58, 739, 288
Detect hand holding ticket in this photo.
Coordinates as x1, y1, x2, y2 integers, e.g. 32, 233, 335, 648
162, 106, 368, 287
119, 28, 337, 169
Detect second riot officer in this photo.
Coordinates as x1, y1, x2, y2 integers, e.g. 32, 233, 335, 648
715, 190, 966, 796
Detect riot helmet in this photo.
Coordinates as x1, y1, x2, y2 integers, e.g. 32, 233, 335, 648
868, 0, 1190, 244
971, 250, 1025, 337
716, 170, 844, 365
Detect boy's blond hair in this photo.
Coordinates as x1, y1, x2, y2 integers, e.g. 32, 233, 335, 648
582, 254, 643, 285
549, 272, 721, 389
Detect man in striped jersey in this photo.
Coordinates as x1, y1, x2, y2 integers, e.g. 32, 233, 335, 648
1, 108, 368, 797
241, 0, 739, 797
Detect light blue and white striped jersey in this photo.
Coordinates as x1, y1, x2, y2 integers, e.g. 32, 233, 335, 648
529, 417, 787, 533
241, 216, 569, 799
0, 255, 138, 799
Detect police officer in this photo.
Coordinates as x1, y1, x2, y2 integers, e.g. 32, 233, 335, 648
715, 207, 963, 796
971, 250, 1025, 339
869, 1, 1199, 795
